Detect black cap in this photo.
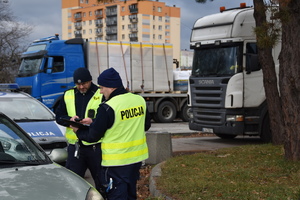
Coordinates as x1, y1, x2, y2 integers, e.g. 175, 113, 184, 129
73, 68, 92, 84
97, 68, 123, 88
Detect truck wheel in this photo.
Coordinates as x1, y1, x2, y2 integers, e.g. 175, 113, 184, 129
215, 134, 237, 139
154, 101, 176, 123
179, 103, 190, 122
260, 114, 272, 143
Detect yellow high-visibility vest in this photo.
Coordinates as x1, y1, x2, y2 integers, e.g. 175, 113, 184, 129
64, 88, 102, 145
101, 93, 148, 166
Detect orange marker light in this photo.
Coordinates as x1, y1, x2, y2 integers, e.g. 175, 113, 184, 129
240, 3, 246, 8
220, 6, 226, 12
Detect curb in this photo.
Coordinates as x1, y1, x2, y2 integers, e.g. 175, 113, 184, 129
149, 162, 172, 200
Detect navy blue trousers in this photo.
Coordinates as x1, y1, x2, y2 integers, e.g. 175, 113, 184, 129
100, 162, 142, 200
66, 143, 102, 191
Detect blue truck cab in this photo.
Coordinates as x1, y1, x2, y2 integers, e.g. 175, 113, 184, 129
15, 34, 86, 110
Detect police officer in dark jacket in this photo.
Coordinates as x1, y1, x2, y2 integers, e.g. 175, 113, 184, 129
55, 67, 104, 191
71, 68, 151, 200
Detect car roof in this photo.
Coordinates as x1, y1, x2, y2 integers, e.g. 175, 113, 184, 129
0, 91, 30, 98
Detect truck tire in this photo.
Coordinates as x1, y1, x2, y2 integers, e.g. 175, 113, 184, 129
215, 134, 237, 139
260, 114, 272, 143
179, 103, 190, 122
154, 101, 176, 123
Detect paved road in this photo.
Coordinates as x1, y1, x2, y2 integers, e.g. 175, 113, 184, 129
148, 121, 263, 152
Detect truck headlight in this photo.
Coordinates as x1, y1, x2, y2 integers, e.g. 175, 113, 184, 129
187, 108, 193, 119
226, 115, 243, 122
85, 187, 104, 200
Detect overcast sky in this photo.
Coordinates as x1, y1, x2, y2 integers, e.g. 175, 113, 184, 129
9, 0, 253, 50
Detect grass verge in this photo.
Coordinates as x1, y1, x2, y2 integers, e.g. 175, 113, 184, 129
155, 144, 300, 200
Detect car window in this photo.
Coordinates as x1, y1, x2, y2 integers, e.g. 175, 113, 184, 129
0, 116, 49, 165
0, 97, 54, 121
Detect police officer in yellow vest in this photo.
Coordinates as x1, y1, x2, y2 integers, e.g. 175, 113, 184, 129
55, 67, 104, 191
72, 68, 151, 200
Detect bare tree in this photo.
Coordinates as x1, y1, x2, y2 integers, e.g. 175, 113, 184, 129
0, 2, 32, 83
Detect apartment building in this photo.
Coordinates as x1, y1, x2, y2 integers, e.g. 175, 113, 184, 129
61, 0, 181, 62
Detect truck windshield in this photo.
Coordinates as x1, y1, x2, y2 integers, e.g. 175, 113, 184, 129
17, 57, 43, 77
192, 43, 243, 77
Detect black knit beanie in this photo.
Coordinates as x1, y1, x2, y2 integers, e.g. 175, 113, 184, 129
97, 68, 123, 88
73, 68, 92, 84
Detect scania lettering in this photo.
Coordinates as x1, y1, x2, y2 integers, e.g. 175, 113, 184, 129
188, 3, 280, 142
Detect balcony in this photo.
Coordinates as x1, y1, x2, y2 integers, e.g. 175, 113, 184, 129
105, 36, 117, 41
129, 37, 138, 42
106, 29, 117, 35
106, 20, 117, 26
74, 32, 82, 38
130, 18, 138, 23
95, 9, 103, 18
129, 5, 138, 14
130, 27, 138, 33
74, 13, 82, 21
96, 31, 103, 36
96, 23, 103, 28
96, 13, 103, 18
75, 24, 82, 30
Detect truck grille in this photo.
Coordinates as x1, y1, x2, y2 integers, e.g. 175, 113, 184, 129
190, 77, 229, 125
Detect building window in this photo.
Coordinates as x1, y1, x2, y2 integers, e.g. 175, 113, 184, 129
89, 29, 93, 34
157, 7, 162, 12
153, 6, 155, 11
122, 16, 125, 20
83, 30, 86, 35
89, 20, 92, 25
158, 16, 162, 21
165, 25, 170, 30
165, 16, 170, 23
89, 11, 92, 16
86, 0, 89, 3
158, 25, 162, 31
153, 25, 155, 30
122, 25, 125, 30
83, 21, 86, 26
158, 35, 162, 40
153, 34, 155, 39
122, 6, 125, 12
153, 16, 155, 20
122, 34, 125, 39
165, 32, 170, 36
83, 12, 86, 17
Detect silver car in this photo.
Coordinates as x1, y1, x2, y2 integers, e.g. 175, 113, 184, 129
0, 84, 67, 163
0, 112, 103, 200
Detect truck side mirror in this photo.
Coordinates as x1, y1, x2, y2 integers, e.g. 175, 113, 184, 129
46, 57, 54, 74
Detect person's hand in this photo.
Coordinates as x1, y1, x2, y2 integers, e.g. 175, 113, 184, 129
70, 125, 79, 133
81, 117, 93, 125
70, 116, 80, 122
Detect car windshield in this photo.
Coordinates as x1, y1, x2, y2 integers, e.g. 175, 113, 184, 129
0, 115, 49, 167
0, 97, 54, 121
192, 43, 243, 77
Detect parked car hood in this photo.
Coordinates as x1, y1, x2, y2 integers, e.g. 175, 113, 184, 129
0, 163, 91, 200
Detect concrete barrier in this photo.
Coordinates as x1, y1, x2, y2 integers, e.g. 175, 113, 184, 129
145, 131, 172, 165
